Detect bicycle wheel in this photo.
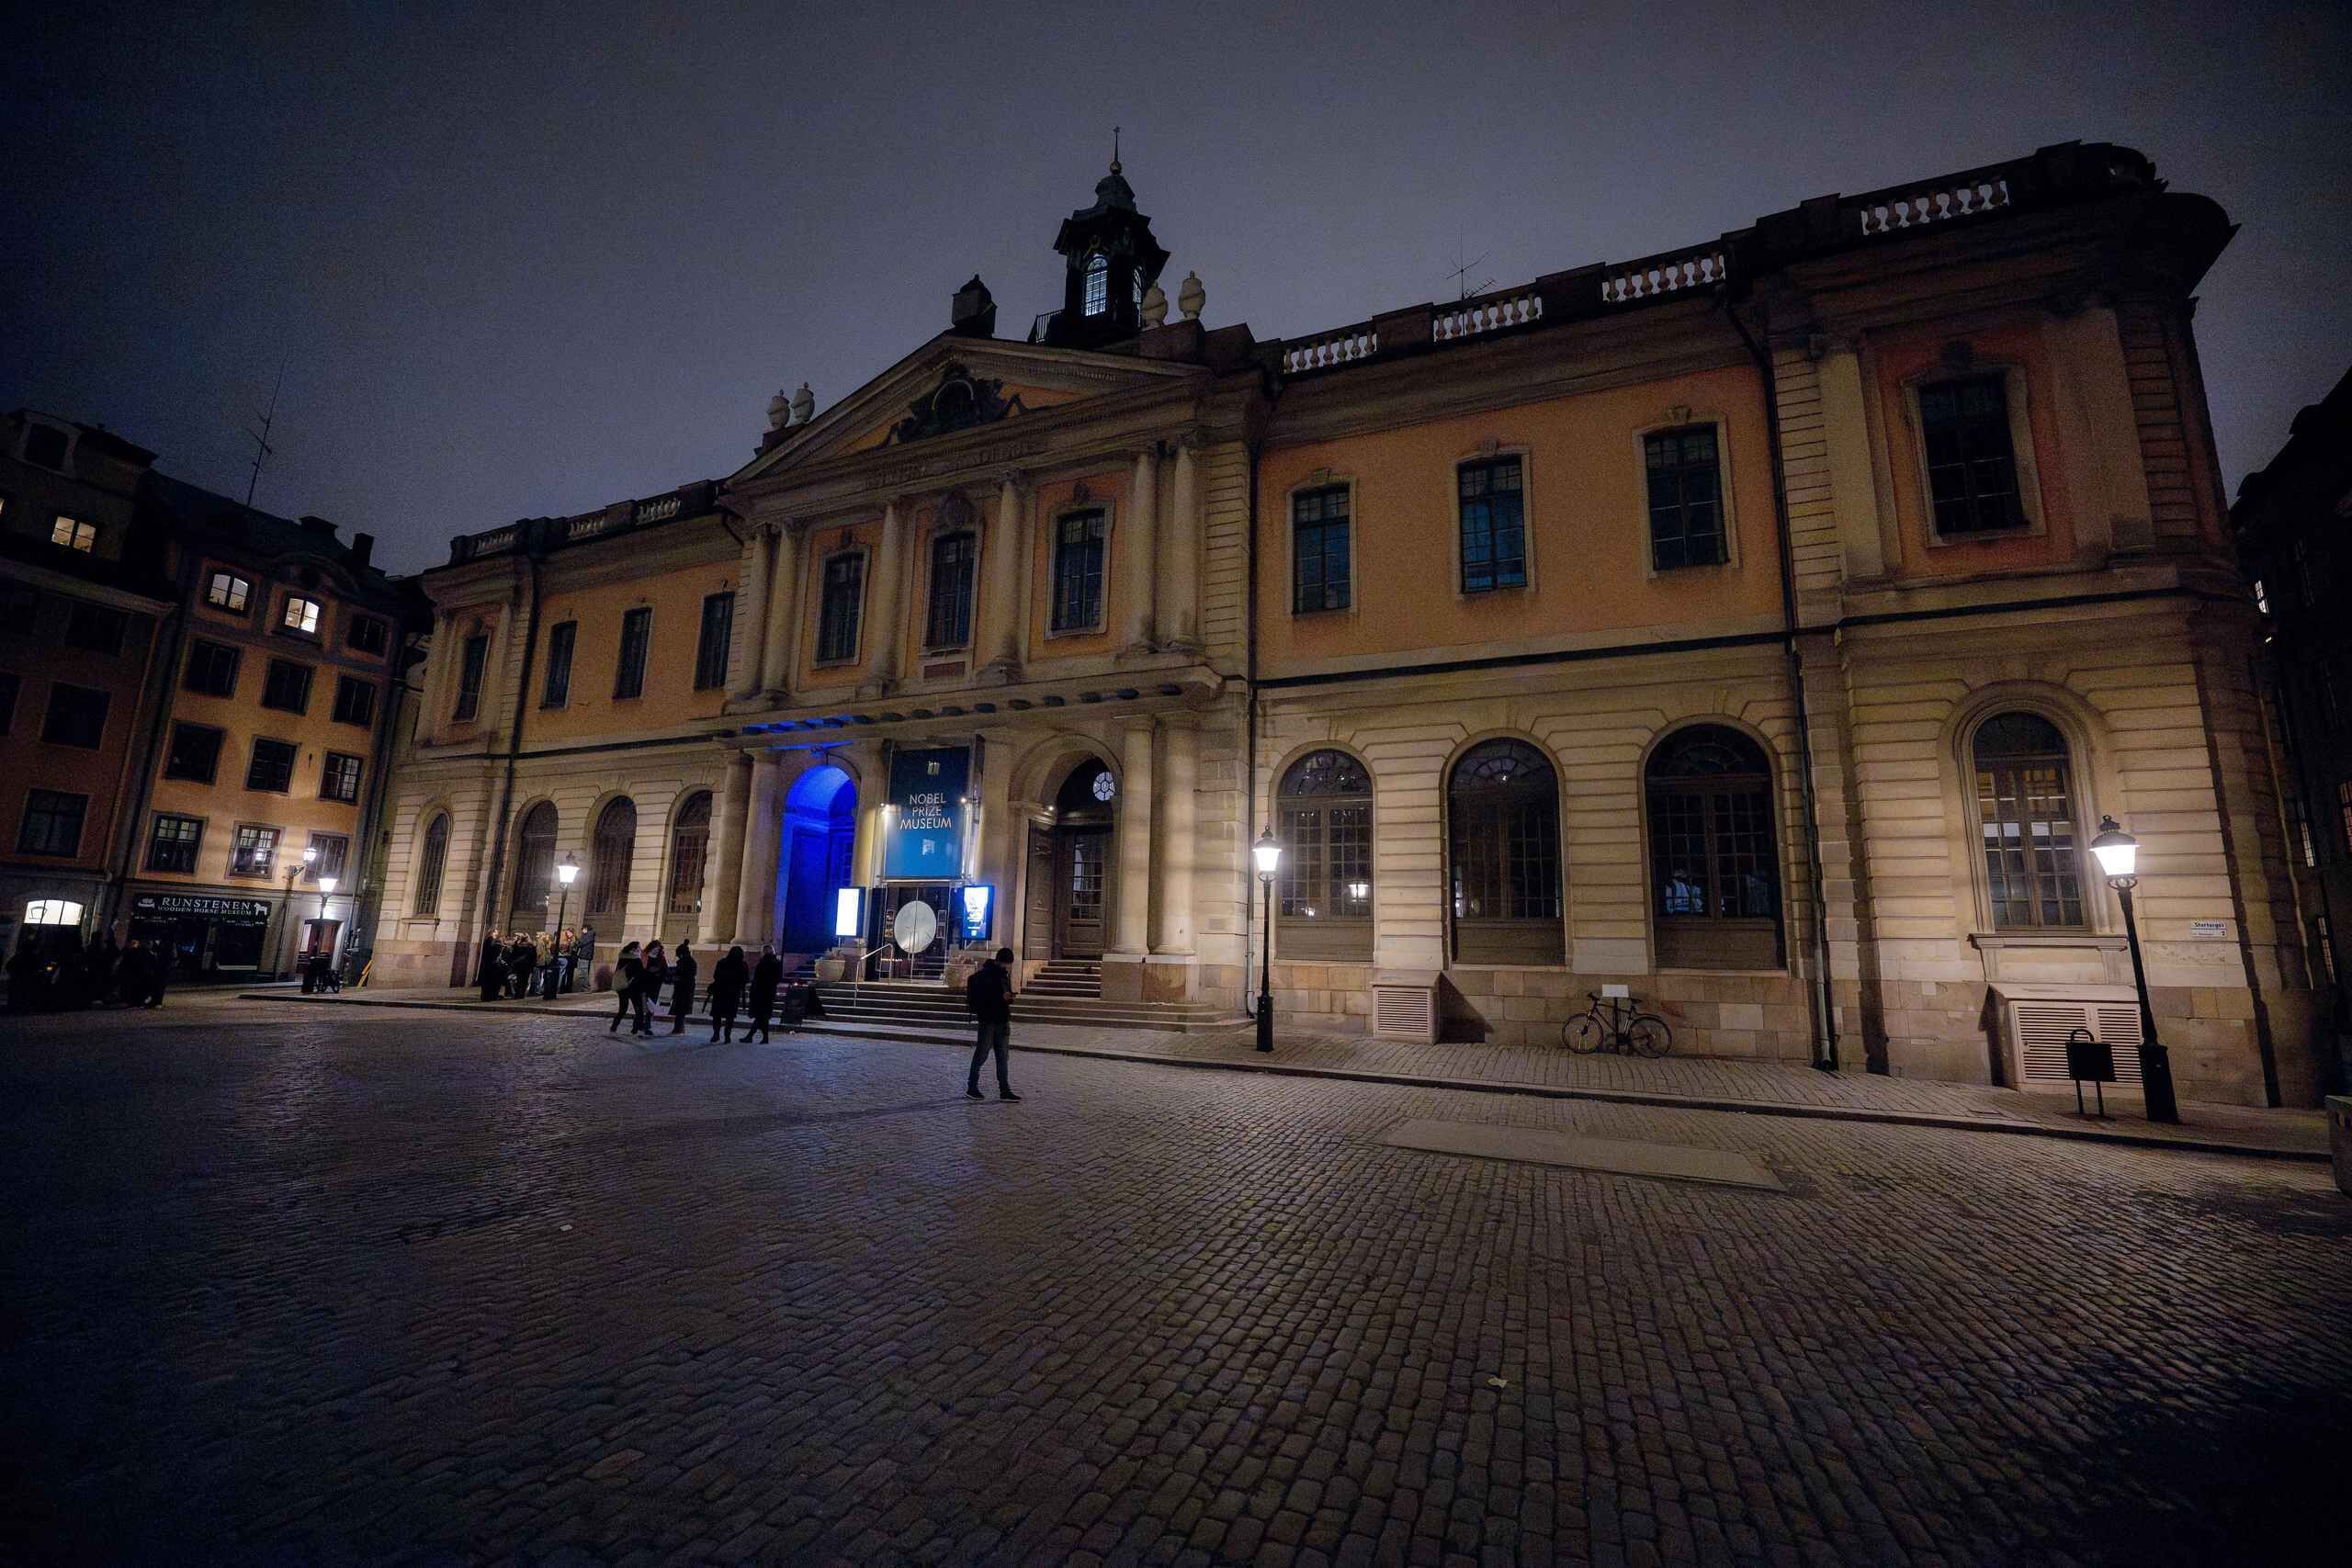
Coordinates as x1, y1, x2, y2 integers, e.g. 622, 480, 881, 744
1627, 1014, 1672, 1057
1563, 1013, 1605, 1054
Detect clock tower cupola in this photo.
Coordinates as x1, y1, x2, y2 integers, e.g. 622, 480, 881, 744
1045, 142, 1170, 351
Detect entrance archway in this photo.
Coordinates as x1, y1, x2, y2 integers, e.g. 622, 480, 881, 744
778, 764, 856, 958
1027, 758, 1117, 959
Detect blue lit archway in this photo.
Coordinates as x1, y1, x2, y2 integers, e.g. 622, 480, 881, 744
778, 764, 856, 957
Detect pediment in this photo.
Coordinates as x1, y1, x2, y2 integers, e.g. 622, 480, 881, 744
732, 333, 1201, 485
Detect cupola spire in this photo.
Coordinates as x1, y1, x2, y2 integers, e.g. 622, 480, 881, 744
1044, 142, 1169, 351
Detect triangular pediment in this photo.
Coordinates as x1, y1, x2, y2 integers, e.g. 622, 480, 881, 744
732, 333, 1201, 485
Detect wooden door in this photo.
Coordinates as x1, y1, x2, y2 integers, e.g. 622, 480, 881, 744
1054, 828, 1110, 957
1023, 823, 1055, 960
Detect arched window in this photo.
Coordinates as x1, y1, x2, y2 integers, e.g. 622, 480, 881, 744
668, 792, 712, 915
1278, 750, 1373, 960
510, 802, 557, 926
1082, 253, 1110, 317
412, 815, 449, 915
926, 531, 976, 649
1973, 712, 2085, 930
588, 798, 636, 920
1448, 739, 1563, 964
1646, 726, 1781, 969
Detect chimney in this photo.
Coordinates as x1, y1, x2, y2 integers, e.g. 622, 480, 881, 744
951, 276, 997, 338
350, 531, 376, 570
298, 514, 337, 539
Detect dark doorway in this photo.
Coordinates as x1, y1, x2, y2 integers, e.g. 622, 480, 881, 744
779, 764, 857, 958
1046, 759, 1116, 959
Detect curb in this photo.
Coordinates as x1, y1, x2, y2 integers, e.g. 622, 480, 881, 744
238, 992, 2330, 1164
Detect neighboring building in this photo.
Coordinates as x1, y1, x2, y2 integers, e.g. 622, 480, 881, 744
2231, 366, 2352, 1091
0, 413, 179, 958
375, 141, 2328, 1105
0, 410, 423, 983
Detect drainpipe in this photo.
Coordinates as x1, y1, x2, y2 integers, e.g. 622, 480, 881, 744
1243, 437, 1262, 1020
472, 536, 546, 950
1725, 296, 1842, 1073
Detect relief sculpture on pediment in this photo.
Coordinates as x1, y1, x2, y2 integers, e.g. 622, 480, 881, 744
889, 362, 1028, 445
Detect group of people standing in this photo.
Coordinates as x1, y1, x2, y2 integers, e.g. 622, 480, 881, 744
606, 941, 790, 1043
5, 930, 169, 1012
475, 926, 594, 1003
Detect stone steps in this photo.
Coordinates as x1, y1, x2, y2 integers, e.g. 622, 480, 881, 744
815, 979, 1229, 1034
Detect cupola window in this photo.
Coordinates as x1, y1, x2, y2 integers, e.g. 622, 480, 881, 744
1082, 254, 1110, 317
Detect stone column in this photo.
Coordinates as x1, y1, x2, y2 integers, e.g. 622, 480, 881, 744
1160, 439, 1201, 651
703, 751, 752, 942
1156, 718, 1196, 953
761, 524, 802, 694
865, 502, 905, 693
731, 527, 772, 700
418, 611, 456, 740
1115, 718, 1155, 951
1122, 446, 1159, 653
734, 751, 784, 945
982, 473, 1026, 679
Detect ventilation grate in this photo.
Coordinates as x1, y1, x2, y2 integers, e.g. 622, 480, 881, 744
2014, 1000, 2146, 1086
1372, 980, 1437, 1043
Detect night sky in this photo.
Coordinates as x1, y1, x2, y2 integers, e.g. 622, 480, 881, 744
6, 2, 2345, 576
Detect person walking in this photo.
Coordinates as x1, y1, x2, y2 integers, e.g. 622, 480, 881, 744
542, 930, 564, 1000
668, 942, 698, 1035
609, 942, 644, 1033
478, 931, 505, 1002
964, 946, 1021, 1102
708, 945, 749, 1043
638, 942, 667, 1037
747, 944, 783, 1043
571, 924, 595, 993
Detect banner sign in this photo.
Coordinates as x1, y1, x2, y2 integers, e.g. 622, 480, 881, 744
884, 747, 970, 879
133, 893, 272, 923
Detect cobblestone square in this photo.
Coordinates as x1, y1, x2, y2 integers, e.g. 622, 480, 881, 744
4, 1000, 2346, 1566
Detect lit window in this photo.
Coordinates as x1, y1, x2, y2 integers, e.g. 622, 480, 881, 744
1083, 254, 1109, 317
1974, 713, 2084, 930
230, 824, 281, 877
146, 814, 204, 874
206, 571, 251, 612
51, 515, 96, 552
283, 595, 322, 635
320, 751, 363, 804
25, 897, 86, 926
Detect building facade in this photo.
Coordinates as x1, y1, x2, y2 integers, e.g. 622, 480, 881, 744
2231, 366, 2352, 1092
376, 141, 2329, 1104
0, 411, 422, 983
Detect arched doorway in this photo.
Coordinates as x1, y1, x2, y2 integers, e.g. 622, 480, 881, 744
779, 764, 856, 958
1026, 758, 1116, 959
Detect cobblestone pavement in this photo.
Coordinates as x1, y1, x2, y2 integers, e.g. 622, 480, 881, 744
5, 1001, 2347, 1567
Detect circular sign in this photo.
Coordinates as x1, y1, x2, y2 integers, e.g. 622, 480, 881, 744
1091, 772, 1116, 802
891, 899, 938, 953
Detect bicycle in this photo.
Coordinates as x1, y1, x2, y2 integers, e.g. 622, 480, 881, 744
1563, 991, 1672, 1056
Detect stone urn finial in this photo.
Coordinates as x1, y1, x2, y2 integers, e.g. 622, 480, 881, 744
1140, 280, 1168, 329
790, 382, 815, 424
1177, 270, 1204, 322
766, 389, 789, 430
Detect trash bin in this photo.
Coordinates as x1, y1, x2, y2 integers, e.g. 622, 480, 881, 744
2330, 1097, 2352, 1200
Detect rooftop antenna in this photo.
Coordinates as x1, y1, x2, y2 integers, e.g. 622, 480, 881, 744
1448, 245, 1495, 302
1111, 124, 1121, 174
243, 361, 285, 507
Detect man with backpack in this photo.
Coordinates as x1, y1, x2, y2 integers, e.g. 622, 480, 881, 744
963, 947, 1021, 1102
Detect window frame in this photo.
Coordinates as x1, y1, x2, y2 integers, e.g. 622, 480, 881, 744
1288, 480, 1355, 617
228, 822, 282, 879
51, 514, 97, 553
64, 602, 130, 656
332, 675, 377, 728
244, 736, 299, 795
164, 721, 227, 784
540, 619, 576, 708
1634, 417, 1741, 576
667, 791, 713, 916
1082, 251, 1110, 318
1274, 748, 1374, 961
693, 591, 734, 692
587, 797, 637, 919
412, 814, 451, 915
613, 605, 652, 699
1901, 361, 2046, 547
17, 788, 88, 857
40, 682, 109, 749
813, 548, 867, 668
184, 637, 242, 698
145, 811, 206, 874
511, 801, 559, 922
345, 614, 389, 656
923, 530, 978, 652
204, 570, 252, 615
1046, 504, 1112, 637
1444, 737, 1566, 965
260, 657, 315, 716
1644, 724, 1787, 971
1452, 449, 1533, 598
281, 594, 324, 637
452, 633, 490, 722
303, 831, 350, 884
319, 750, 364, 804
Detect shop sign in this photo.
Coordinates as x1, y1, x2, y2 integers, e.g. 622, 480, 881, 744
133, 892, 272, 923
884, 747, 970, 879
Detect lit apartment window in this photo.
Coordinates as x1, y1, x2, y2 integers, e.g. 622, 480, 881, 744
206, 571, 250, 612
282, 595, 322, 635
146, 814, 204, 873
51, 515, 96, 552
18, 789, 87, 856
229, 823, 281, 877
320, 751, 363, 804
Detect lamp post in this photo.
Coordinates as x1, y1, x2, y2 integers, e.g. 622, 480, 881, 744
1253, 826, 1283, 1053
315, 874, 338, 983
553, 853, 580, 992
2088, 815, 2180, 1124
272, 843, 319, 979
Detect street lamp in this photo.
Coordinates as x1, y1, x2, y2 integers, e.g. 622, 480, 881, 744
2089, 815, 2180, 1124
1253, 826, 1283, 1053
553, 852, 581, 992
315, 874, 338, 981
269, 843, 320, 979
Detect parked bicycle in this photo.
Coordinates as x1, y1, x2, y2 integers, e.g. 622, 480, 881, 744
1563, 991, 1672, 1056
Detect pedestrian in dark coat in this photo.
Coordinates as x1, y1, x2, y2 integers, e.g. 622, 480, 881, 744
571, 924, 595, 992
708, 945, 750, 1042
668, 943, 698, 1035
506, 935, 535, 998
478, 931, 505, 1001
964, 947, 1021, 1101
636, 944, 666, 1037
747, 945, 783, 1043
609, 942, 643, 1033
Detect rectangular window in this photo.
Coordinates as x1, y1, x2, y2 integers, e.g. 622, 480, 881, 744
925, 535, 976, 649
817, 555, 865, 663
306, 831, 349, 882
261, 658, 314, 714
332, 675, 376, 728
694, 592, 734, 690
164, 722, 225, 783
346, 614, 388, 654
1645, 426, 1726, 570
1458, 457, 1527, 592
1978, 757, 2085, 930
184, 638, 241, 697
1291, 487, 1351, 614
452, 634, 489, 721
41, 683, 108, 748
541, 621, 575, 706
18, 788, 87, 856
64, 603, 130, 655
51, 515, 96, 552
1920, 374, 2023, 536
614, 606, 651, 698
146, 813, 204, 873
0, 671, 17, 734
229, 823, 281, 878
1050, 511, 1107, 633
282, 595, 322, 635
245, 737, 297, 794
320, 750, 363, 803
206, 570, 250, 613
